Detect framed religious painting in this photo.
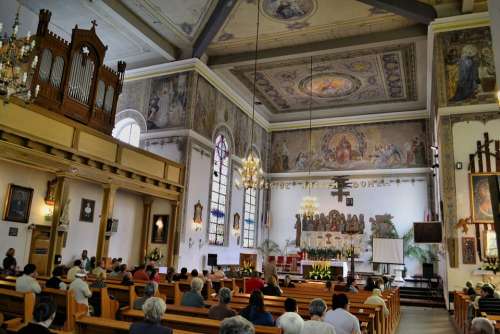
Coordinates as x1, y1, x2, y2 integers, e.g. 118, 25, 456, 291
469, 173, 499, 223
152, 214, 169, 244
3, 184, 34, 223
461, 237, 476, 264
79, 199, 95, 223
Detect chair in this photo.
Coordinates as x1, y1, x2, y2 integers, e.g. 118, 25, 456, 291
285, 256, 293, 273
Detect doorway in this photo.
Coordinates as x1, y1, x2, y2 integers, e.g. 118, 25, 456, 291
28, 225, 51, 276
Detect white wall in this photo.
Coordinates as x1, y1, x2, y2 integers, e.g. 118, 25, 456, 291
446, 119, 500, 291
269, 176, 430, 276
0, 161, 54, 268
177, 145, 259, 272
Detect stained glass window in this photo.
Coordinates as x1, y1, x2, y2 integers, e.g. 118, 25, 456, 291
208, 134, 230, 245
243, 187, 257, 248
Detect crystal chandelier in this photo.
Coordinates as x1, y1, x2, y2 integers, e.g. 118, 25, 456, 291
298, 57, 318, 218
0, 6, 39, 103
240, 0, 263, 190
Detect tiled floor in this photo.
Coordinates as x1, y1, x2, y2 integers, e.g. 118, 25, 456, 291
395, 306, 456, 334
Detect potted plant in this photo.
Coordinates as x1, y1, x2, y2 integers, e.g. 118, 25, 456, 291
257, 239, 281, 263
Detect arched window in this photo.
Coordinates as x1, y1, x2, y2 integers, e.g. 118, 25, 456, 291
242, 187, 258, 248
112, 117, 141, 147
208, 133, 231, 245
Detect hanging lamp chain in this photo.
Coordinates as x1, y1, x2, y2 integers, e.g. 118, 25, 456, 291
308, 56, 313, 195
249, 0, 261, 151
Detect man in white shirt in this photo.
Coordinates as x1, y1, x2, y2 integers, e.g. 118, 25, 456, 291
325, 293, 361, 334
69, 272, 92, 307
301, 298, 336, 334
15, 264, 41, 295
67, 259, 83, 282
364, 289, 389, 317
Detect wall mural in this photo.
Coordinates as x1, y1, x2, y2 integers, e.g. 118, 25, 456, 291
271, 120, 427, 173
231, 43, 417, 113
193, 76, 270, 168
147, 73, 189, 130
438, 26, 497, 107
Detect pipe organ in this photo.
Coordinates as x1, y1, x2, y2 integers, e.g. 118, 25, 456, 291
31, 9, 126, 135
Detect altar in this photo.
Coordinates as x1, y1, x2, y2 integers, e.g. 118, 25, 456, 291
301, 260, 349, 278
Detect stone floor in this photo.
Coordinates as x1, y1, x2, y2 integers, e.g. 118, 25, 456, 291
395, 306, 456, 334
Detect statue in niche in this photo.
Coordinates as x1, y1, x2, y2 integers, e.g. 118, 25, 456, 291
295, 214, 302, 247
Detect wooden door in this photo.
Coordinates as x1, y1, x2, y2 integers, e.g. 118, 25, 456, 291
29, 225, 51, 276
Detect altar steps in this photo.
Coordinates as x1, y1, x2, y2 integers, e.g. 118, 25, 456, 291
399, 286, 446, 308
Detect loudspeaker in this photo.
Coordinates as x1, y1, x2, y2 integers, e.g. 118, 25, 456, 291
422, 263, 433, 278
207, 253, 217, 266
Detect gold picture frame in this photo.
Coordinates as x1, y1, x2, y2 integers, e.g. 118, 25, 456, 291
3, 184, 34, 224
469, 173, 499, 223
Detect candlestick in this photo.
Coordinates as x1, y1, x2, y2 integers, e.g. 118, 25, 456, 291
22, 72, 27, 84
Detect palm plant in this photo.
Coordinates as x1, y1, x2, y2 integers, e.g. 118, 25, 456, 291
257, 239, 282, 262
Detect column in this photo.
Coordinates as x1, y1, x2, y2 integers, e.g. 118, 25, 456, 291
140, 196, 154, 263
96, 184, 117, 261
488, 0, 500, 89
167, 201, 181, 268
46, 176, 66, 274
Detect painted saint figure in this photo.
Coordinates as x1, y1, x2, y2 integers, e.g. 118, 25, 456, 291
450, 45, 480, 102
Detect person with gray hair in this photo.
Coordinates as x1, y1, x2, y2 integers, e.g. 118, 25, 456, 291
209, 287, 237, 320
220, 315, 255, 334
181, 277, 206, 307
133, 282, 157, 310
300, 298, 336, 334
277, 311, 304, 334
470, 317, 495, 334
130, 297, 172, 334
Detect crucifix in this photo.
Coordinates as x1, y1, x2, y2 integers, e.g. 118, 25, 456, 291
330, 176, 352, 202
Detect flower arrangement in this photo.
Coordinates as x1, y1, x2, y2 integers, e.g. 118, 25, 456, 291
146, 248, 164, 262
308, 261, 332, 280
241, 260, 254, 276
302, 247, 342, 261
481, 258, 500, 274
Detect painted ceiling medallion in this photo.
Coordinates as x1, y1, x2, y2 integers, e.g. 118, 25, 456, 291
298, 73, 362, 99
261, 0, 317, 22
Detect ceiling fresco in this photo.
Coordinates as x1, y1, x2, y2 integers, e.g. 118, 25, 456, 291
121, 0, 216, 45
230, 43, 418, 114
209, 0, 417, 55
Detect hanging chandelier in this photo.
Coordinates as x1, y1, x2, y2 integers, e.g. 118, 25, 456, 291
298, 57, 318, 218
0, 5, 39, 104
240, 0, 264, 190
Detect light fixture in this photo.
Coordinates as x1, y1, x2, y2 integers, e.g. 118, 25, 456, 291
0, 5, 39, 104
240, 0, 264, 190
298, 56, 319, 218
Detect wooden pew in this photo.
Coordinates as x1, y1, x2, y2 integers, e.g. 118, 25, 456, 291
122, 310, 282, 334
0, 288, 35, 332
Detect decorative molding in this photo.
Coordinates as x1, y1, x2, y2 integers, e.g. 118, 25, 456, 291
429, 12, 490, 34
438, 104, 500, 117
269, 167, 431, 179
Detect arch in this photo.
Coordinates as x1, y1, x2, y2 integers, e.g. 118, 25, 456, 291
113, 117, 141, 147
212, 123, 234, 153
115, 109, 147, 132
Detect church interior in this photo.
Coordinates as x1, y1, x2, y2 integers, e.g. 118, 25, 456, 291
0, 0, 499, 333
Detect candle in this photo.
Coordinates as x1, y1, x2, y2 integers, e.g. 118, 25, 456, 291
35, 84, 40, 97
22, 72, 27, 84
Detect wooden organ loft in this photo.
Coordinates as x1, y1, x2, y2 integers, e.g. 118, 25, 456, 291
32, 9, 125, 135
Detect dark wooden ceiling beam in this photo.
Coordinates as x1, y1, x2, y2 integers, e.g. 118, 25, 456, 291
356, 0, 437, 24
192, 0, 237, 59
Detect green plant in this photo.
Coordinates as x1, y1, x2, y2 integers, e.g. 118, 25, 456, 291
308, 262, 333, 280
257, 239, 281, 260
402, 229, 438, 263
146, 248, 163, 262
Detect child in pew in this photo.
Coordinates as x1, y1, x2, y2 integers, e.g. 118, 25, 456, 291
45, 266, 67, 290
130, 297, 173, 334
18, 300, 57, 334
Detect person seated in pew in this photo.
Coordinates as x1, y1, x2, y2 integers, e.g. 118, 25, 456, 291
470, 317, 495, 334
263, 257, 277, 283
165, 267, 175, 283
69, 272, 92, 309
89, 256, 96, 272
325, 293, 360, 334
92, 259, 107, 279
67, 260, 83, 282
283, 275, 295, 288
276, 298, 303, 330
174, 267, 188, 281
212, 266, 226, 281
133, 264, 150, 281
134, 282, 156, 310
90, 271, 107, 288
147, 265, 161, 283
189, 269, 199, 283
2, 248, 17, 275
16, 264, 41, 295
345, 276, 358, 293
208, 287, 237, 320
363, 277, 376, 292
364, 288, 389, 317
45, 266, 67, 290
80, 250, 91, 272
240, 291, 274, 326
130, 297, 173, 334
181, 277, 206, 307
220, 315, 255, 334
325, 280, 333, 293
276, 311, 304, 334
108, 264, 122, 279
121, 272, 135, 286
464, 281, 476, 296
301, 298, 336, 334
245, 271, 265, 294
18, 300, 57, 334
262, 275, 282, 297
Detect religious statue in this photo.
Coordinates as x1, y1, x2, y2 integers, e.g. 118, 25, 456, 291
295, 214, 302, 247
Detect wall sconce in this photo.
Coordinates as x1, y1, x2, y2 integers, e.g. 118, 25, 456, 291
192, 201, 203, 232
43, 204, 54, 221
